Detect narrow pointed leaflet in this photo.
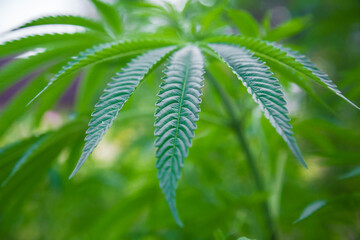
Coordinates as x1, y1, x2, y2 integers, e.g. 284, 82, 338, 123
206, 36, 359, 110
28, 39, 177, 105
270, 43, 360, 110
209, 43, 306, 167
154, 46, 205, 226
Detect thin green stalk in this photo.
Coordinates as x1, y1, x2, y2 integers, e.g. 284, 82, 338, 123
206, 72, 278, 240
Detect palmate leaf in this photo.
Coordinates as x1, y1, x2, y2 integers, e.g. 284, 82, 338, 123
69, 46, 176, 178
209, 43, 306, 167
14, 15, 105, 33
154, 46, 205, 226
29, 39, 179, 105
206, 36, 359, 110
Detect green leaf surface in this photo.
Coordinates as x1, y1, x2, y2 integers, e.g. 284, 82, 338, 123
294, 200, 327, 223
269, 43, 360, 110
209, 43, 306, 167
265, 16, 310, 41
154, 46, 205, 226
0, 50, 49, 93
70, 46, 176, 178
29, 39, 179, 105
1, 134, 49, 187
0, 135, 44, 182
263, 54, 335, 113
227, 9, 259, 37
75, 64, 109, 115
91, 0, 122, 36
14, 15, 105, 33
0, 74, 46, 137
339, 166, 360, 179
32, 72, 78, 126
206, 36, 359, 110
0, 32, 102, 57
262, 11, 271, 34
0, 119, 87, 217
0, 46, 83, 94
200, 7, 225, 33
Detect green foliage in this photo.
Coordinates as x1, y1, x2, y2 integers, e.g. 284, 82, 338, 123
227, 9, 259, 37
339, 166, 360, 180
271, 43, 360, 110
264, 16, 310, 41
29, 39, 178, 104
75, 63, 109, 115
0, 74, 46, 137
206, 35, 359, 109
0, 0, 359, 238
155, 46, 204, 226
0, 48, 62, 93
90, 0, 122, 36
0, 32, 103, 57
14, 15, 106, 33
209, 43, 305, 167
294, 200, 327, 223
1, 134, 48, 186
71, 46, 176, 178
0, 119, 87, 222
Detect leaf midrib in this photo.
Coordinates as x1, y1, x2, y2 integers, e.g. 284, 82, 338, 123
171, 50, 191, 173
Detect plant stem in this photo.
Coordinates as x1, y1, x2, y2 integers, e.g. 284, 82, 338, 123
206, 73, 278, 240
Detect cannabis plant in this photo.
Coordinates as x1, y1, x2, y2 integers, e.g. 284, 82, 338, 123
0, 0, 358, 229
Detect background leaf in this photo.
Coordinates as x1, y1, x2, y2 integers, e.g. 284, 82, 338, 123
294, 200, 327, 224
13, 15, 105, 33
227, 9, 259, 37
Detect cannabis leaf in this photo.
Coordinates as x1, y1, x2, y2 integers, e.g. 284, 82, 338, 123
154, 46, 205, 226
1, 1, 358, 229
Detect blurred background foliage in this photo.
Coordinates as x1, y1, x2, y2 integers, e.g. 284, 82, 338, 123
0, 0, 359, 239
